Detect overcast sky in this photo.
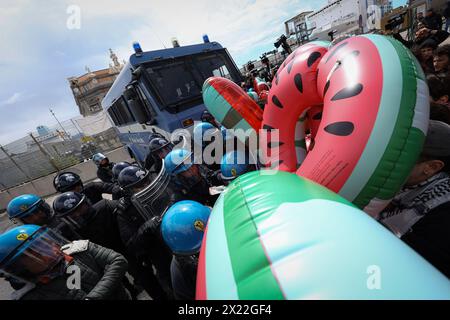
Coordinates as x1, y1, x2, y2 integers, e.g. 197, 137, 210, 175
0, 0, 406, 145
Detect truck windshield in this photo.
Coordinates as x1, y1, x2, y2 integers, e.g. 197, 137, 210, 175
144, 49, 241, 109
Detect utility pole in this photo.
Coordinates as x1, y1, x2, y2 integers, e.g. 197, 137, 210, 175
29, 133, 60, 172
50, 108, 70, 140
70, 118, 83, 136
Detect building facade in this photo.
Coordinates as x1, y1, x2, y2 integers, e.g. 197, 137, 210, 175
285, 11, 314, 38
306, 0, 394, 41
68, 49, 123, 117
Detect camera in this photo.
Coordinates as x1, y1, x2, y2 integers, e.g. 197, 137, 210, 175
260, 55, 270, 65
274, 34, 287, 49
246, 61, 255, 72
385, 13, 405, 31
274, 34, 292, 54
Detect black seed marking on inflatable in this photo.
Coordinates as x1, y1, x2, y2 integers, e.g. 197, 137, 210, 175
287, 60, 294, 74
275, 73, 279, 86
272, 95, 284, 109
307, 52, 322, 67
324, 80, 331, 96
324, 122, 354, 136
325, 42, 349, 63
294, 74, 303, 93
263, 124, 275, 131
312, 112, 323, 120
331, 84, 363, 101
268, 141, 285, 148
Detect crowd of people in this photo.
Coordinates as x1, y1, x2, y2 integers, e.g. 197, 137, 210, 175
1, 9, 450, 300
0, 115, 255, 300
355, 8, 450, 280
387, 8, 450, 125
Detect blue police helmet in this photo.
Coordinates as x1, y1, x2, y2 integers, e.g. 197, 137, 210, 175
92, 153, 107, 166
220, 150, 250, 181
164, 149, 193, 175
112, 161, 132, 182
193, 122, 218, 147
0, 225, 67, 282
161, 200, 211, 255
0, 225, 41, 266
7, 194, 43, 220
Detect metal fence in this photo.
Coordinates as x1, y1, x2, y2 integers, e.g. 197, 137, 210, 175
0, 125, 123, 191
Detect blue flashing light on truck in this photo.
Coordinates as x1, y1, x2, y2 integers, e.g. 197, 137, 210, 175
101, 38, 243, 164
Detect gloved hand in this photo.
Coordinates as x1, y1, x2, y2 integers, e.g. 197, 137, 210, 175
116, 197, 132, 214
137, 216, 162, 238
205, 169, 222, 186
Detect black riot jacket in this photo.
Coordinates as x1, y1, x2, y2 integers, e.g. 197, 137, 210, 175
83, 181, 121, 205
97, 162, 115, 183
116, 197, 173, 296
21, 241, 129, 300
66, 199, 126, 256
174, 167, 221, 207
170, 255, 198, 300
116, 198, 172, 264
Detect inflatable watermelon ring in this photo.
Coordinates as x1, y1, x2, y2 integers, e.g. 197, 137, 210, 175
202, 77, 263, 135
196, 171, 450, 300
262, 35, 429, 215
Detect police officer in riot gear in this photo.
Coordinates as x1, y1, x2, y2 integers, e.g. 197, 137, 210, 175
193, 121, 229, 172
219, 150, 256, 185
161, 200, 211, 300
53, 171, 121, 204
4, 194, 73, 291
52, 192, 125, 256
116, 165, 181, 300
0, 225, 130, 300
144, 137, 174, 171
111, 162, 132, 200
7, 194, 57, 227
93, 153, 115, 183
193, 122, 220, 150
164, 149, 220, 206
52, 191, 144, 299
112, 162, 132, 183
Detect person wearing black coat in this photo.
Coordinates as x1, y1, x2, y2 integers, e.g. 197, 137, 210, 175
170, 255, 198, 300
97, 162, 115, 183
53, 171, 121, 205
378, 121, 450, 278
52, 193, 144, 299
423, 9, 443, 31
22, 240, 130, 300
83, 181, 121, 205
115, 197, 174, 300
93, 153, 115, 183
